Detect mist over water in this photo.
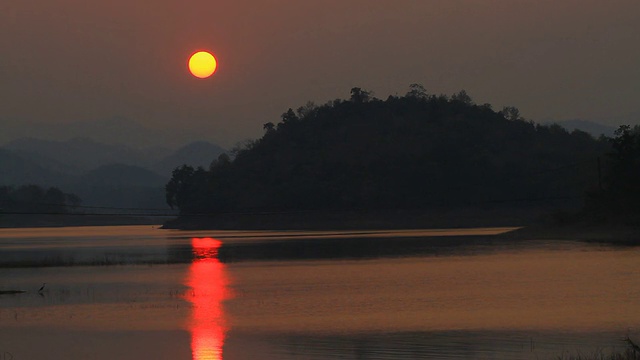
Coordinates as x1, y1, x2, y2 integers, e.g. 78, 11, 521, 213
1, 225, 639, 359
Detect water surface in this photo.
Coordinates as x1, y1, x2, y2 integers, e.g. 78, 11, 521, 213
1, 225, 638, 359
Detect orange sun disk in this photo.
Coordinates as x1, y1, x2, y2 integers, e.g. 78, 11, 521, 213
188, 51, 217, 79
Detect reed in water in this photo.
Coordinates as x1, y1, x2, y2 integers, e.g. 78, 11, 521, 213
555, 338, 640, 360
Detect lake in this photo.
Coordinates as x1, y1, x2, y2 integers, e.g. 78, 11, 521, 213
1, 225, 639, 359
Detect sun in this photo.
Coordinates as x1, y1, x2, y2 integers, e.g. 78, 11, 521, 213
188, 51, 217, 79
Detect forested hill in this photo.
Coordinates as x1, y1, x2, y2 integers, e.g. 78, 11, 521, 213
166, 87, 610, 215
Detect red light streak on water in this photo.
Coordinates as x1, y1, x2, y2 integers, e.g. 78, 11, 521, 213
185, 238, 232, 360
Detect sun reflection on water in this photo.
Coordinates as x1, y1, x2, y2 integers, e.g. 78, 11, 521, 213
185, 238, 232, 360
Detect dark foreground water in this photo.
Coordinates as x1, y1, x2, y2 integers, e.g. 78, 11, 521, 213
0, 226, 639, 359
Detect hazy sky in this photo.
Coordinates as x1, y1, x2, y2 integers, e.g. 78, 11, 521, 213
1, 0, 639, 147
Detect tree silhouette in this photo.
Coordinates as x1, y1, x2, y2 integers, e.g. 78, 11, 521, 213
0, 185, 81, 213
350, 87, 372, 103
605, 125, 640, 213
406, 83, 428, 99
165, 165, 195, 210
166, 86, 611, 216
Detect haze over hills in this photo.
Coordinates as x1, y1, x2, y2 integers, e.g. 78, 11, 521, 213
0, 148, 70, 187
0, 116, 203, 149
5, 137, 156, 175
3, 137, 225, 175
0, 136, 226, 208
550, 119, 617, 138
70, 164, 169, 208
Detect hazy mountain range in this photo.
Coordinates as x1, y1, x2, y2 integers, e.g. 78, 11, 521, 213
0, 116, 204, 149
3, 137, 224, 176
549, 119, 618, 138
0, 137, 225, 208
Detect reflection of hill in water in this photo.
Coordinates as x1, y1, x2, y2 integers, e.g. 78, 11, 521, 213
0, 228, 548, 268
1, 233, 510, 267
167, 234, 514, 264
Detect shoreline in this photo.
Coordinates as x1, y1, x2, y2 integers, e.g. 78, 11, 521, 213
498, 222, 640, 245
161, 206, 552, 231
0, 214, 173, 228
2, 209, 637, 246
162, 208, 640, 246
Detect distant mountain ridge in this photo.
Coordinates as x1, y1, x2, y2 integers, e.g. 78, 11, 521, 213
0, 138, 226, 208
76, 164, 167, 188
3, 137, 225, 175
549, 119, 617, 137
0, 116, 200, 149
151, 141, 226, 176
0, 148, 69, 187
5, 137, 151, 174
71, 164, 169, 208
